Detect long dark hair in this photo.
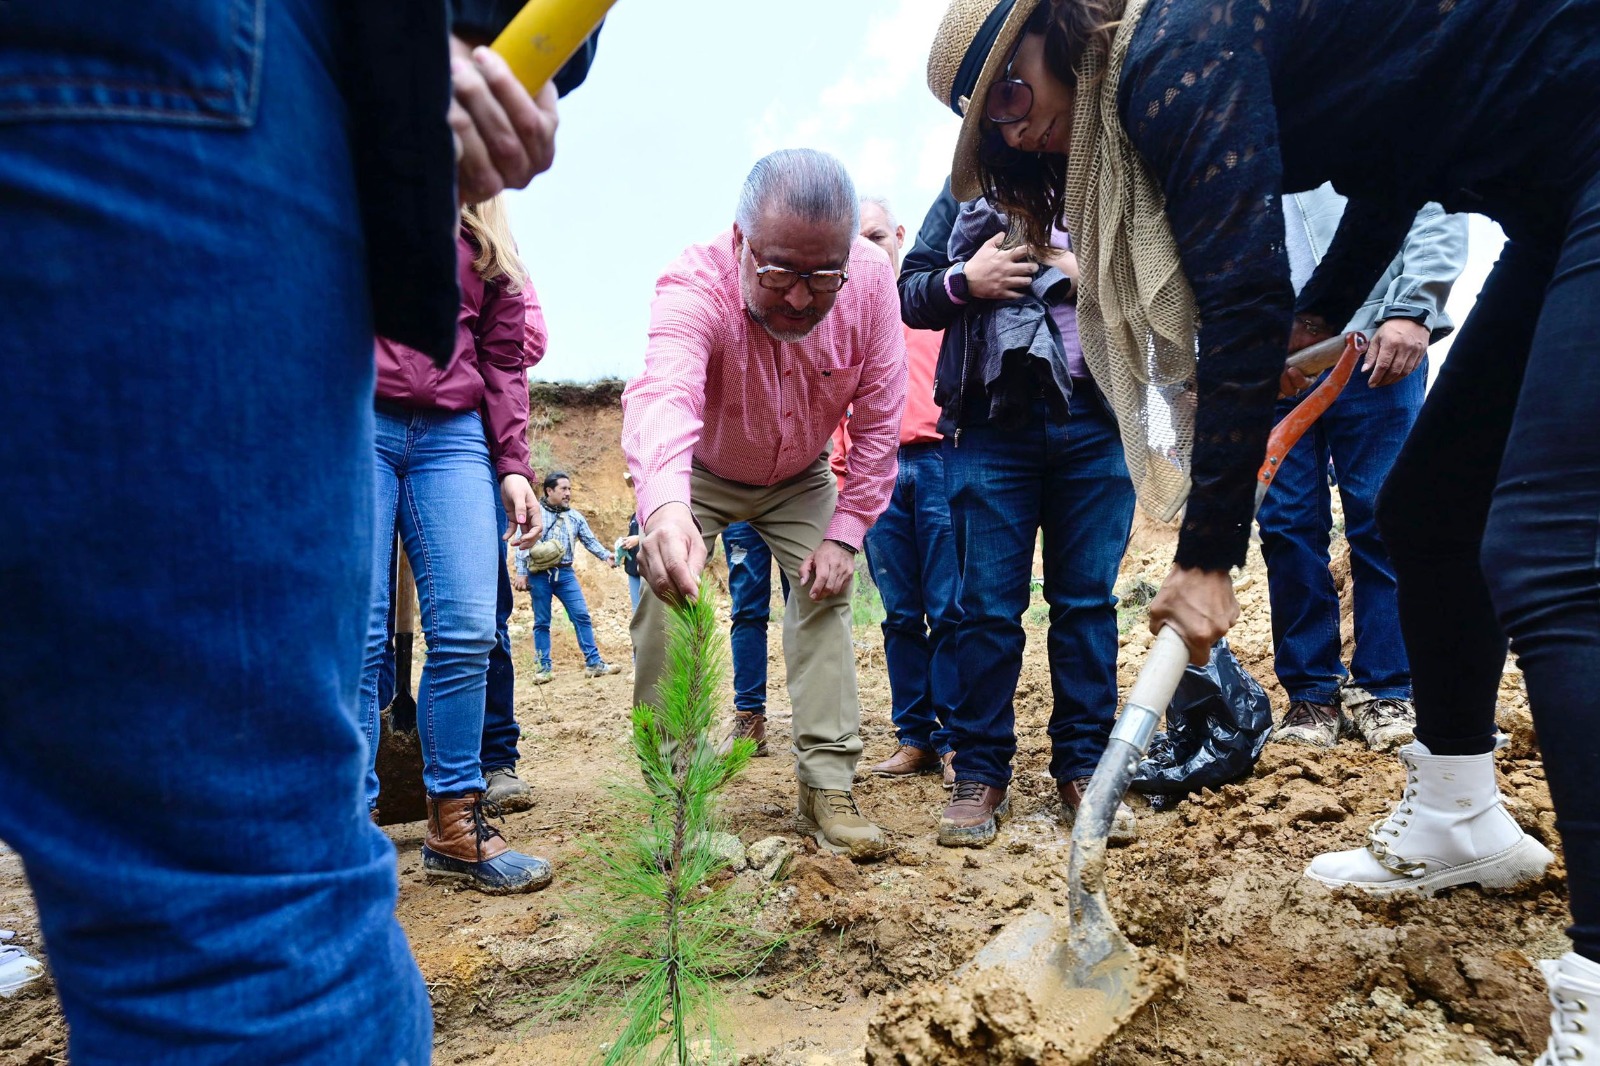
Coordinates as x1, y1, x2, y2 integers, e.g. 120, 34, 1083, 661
980, 0, 1125, 248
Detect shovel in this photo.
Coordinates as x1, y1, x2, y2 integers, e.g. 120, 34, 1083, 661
868, 332, 1368, 1065
376, 537, 429, 826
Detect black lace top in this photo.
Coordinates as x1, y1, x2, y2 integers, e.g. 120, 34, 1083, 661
1118, 0, 1600, 570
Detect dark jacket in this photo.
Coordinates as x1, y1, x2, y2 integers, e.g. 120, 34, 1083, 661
899, 181, 1078, 437
350, 2, 600, 364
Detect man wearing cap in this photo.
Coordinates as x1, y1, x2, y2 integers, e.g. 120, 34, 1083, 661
623, 148, 907, 859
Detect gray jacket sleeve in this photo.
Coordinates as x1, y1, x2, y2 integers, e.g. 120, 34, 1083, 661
1372, 203, 1469, 340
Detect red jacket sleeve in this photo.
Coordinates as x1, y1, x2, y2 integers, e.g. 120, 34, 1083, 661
522, 279, 548, 369
476, 280, 536, 482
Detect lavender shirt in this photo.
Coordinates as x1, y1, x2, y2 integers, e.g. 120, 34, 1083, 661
1046, 224, 1089, 380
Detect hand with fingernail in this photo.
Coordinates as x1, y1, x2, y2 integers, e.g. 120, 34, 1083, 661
448, 36, 559, 205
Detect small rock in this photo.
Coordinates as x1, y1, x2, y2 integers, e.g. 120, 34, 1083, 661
704, 832, 747, 871
746, 835, 795, 880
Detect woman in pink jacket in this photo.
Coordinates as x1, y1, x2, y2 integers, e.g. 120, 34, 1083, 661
360, 197, 550, 894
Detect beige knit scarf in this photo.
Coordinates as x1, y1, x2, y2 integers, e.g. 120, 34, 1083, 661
1061, 0, 1199, 522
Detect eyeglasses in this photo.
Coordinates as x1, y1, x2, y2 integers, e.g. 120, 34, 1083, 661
985, 42, 1034, 124
747, 243, 849, 294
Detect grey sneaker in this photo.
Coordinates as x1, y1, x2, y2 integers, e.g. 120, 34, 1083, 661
531, 668, 554, 685
584, 661, 622, 678
0, 931, 43, 998
1347, 695, 1416, 753
1274, 700, 1342, 748
484, 766, 534, 813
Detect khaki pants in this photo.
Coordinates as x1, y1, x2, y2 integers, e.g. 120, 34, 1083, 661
631, 456, 861, 789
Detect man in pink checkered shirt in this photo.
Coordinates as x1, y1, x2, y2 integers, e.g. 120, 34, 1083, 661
622, 149, 908, 859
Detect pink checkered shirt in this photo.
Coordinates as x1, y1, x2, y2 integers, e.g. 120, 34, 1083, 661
622, 229, 908, 549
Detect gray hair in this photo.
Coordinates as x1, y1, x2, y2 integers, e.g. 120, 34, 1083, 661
859, 195, 897, 231
735, 149, 859, 241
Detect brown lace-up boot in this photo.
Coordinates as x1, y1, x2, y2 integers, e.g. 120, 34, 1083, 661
423, 793, 552, 895
717, 711, 768, 757
938, 781, 1009, 847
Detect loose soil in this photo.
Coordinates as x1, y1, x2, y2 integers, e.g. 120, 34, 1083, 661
0, 395, 1566, 1065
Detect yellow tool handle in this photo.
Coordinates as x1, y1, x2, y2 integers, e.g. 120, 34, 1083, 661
490, 0, 617, 91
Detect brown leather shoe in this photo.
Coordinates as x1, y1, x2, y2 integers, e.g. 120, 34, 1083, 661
717, 712, 768, 757
422, 793, 552, 894
870, 744, 940, 777
1058, 777, 1138, 847
941, 751, 957, 789
938, 781, 1009, 848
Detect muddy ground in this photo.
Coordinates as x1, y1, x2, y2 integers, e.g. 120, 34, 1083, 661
0, 398, 1566, 1065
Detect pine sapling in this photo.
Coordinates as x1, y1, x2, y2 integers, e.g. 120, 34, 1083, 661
551, 579, 773, 1065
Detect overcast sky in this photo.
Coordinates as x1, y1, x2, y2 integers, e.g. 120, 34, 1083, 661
506, 0, 1503, 383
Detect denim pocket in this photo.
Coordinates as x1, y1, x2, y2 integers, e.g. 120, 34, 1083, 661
0, 0, 265, 127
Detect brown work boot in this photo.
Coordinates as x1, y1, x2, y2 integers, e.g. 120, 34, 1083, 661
796, 782, 890, 859
1058, 777, 1138, 847
717, 711, 768, 757
422, 793, 552, 895
1345, 692, 1416, 753
938, 781, 1009, 848
1274, 699, 1342, 748
941, 751, 957, 789
870, 744, 940, 777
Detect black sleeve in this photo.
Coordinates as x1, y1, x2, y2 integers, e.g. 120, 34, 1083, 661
553, 23, 603, 97
899, 179, 965, 331
1296, 197, 1418, 329
450, 0, 523, 42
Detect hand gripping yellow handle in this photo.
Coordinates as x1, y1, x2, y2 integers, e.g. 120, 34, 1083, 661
490, 0, 617, 91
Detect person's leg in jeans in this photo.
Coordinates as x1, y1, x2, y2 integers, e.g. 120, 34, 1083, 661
1305, 237, 1558, 895
1482, 173, 1600, 963
529, 569, 556, 673
943, 421, 1044, 790
551, 568, 605, 668
1257, 406, 1346, 733
864, 447, 945, 771
358, 417, 406, 809
1039, 395, 1136, 785
0, 2, 429, 1059
911, 444, 963, 761
724, 522, 775, 716
1321, 361, 1427, 749
481, 491, 521, 774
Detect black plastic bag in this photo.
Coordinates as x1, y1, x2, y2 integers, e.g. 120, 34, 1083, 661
1131, 638, 1274, 809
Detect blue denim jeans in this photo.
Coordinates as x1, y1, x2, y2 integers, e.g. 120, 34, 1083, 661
360, 407, 500, 806
531, 566, 603, 669
482, 491, 521, 772
863, 443, 962, 754
723, 521, 790, 714
1257, 359, 1425, 703
944, 392, 1136, 787
0, 2, 429, 1061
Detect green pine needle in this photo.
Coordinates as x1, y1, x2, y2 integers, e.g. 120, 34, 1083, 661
542, 578, 779, 1065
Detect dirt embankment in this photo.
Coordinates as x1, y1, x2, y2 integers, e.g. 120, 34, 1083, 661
0, 387, 1565, 1066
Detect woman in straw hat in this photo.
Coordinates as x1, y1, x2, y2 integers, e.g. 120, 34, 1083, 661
927, 0, 1600, 1055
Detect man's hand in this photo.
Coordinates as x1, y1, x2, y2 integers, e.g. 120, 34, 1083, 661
799, 540, 855, 602
1279, 314, 1334, 397
449, 37, 558, 205
964, 233, 1036, 301
501, 474, 541, 549
512, 573, 528, 593
638, 502, 705, 604
1364, 317, 1429, 388
1148, 564, 1240, 666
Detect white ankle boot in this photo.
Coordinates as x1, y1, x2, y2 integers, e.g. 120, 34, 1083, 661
1304, 741, 1553, 896
1537, 953, 1600, 1064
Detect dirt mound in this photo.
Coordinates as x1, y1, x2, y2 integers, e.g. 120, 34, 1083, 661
1, 394, 1567, 1066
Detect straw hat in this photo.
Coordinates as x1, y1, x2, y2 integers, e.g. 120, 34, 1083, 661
927, 0, 1044, 202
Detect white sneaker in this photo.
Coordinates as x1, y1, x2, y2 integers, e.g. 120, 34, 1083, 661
1536, 953, 1600, 1064
0, 930, 43, 998
1304, 741, 1553, 896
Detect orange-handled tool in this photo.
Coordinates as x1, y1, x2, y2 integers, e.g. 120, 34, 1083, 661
491, 0, 617, 91
1254, 331, 1368, 508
